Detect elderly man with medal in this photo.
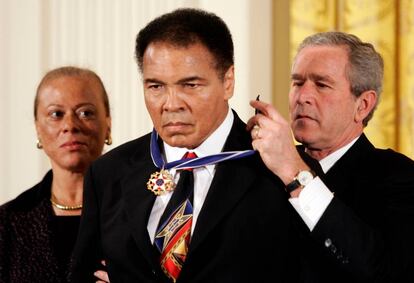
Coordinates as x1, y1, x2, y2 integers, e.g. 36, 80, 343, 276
72, 8, 302, 283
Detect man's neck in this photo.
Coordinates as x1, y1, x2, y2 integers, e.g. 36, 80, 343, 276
305, 134, 361, 161
315, 136, 360, 173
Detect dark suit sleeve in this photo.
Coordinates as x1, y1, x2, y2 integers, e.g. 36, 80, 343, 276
0, 206, 10, 283
70, 166, 103, 283
310, 171, 414, 282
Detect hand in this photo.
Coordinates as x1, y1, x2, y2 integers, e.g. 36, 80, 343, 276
94, 260, 110, 283
247, 99, 309, 187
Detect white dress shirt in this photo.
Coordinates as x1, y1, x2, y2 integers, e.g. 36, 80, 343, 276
289, 137, 359, 231
147, 109, 234, 243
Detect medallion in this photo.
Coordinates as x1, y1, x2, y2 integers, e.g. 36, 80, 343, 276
147, 169, 176, 196
147, 128, 256, 196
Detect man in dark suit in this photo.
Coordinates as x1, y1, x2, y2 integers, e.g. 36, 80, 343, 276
248, 31, 414, 282
71, 8, 292, 283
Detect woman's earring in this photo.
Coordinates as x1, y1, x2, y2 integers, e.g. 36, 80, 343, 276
105, 135, 112, 145
36, 139, 43, 149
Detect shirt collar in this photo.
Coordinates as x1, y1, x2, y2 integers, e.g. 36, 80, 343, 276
163, 108, 234, 175
319, 136, 360, 173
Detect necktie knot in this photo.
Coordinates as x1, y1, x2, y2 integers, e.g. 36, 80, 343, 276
182, 152, 197, 171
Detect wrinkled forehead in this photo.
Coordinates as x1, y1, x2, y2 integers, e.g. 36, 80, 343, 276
292, 45, 350, 75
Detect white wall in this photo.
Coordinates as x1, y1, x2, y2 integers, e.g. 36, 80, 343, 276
0, 0, 272, 203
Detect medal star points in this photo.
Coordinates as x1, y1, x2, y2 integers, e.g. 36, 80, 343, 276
147, 169, 175, 195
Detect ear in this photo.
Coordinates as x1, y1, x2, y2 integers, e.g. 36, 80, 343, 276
223, 65, 235, 101
354, 90, 377, 123
35, 121, 41, 140
106, 116, 112, 137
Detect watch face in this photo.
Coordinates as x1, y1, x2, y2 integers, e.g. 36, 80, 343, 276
297, 170, 314, 186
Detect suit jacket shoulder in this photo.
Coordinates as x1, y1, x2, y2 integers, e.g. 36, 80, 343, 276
93, 133, 152, 171
0, 170, 52, 213
333, 134, 414, 177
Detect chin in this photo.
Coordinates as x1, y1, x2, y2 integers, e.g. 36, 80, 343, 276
293, 130, 308, 144
165, 136, 198, 149
165, 139, 191, 149
294, 133, 318, 148
62, 158, 91, 173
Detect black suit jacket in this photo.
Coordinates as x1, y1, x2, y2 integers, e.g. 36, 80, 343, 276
71, 113, 292, 283
294, 134, 414, 283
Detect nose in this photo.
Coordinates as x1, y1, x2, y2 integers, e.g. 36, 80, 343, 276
163, 88, 185, 112
296, 81, 314, 105
62, 112, 81, 133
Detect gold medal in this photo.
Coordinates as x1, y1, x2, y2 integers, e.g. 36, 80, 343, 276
147, 169, 176, 196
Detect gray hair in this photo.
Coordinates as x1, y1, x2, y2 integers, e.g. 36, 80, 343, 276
297, 31, 384, 126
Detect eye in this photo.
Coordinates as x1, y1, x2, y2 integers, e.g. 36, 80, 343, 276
184, 83, 199, 89
291, 80, 303, 87
78, 109, 96, 119
148, 84, 163, 91
316, 82, 329, 88
49, 110, 64, 119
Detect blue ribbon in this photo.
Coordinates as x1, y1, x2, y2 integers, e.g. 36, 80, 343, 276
150, 128, 256, 170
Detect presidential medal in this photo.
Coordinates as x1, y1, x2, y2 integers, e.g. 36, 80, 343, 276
147, 169, 175, 196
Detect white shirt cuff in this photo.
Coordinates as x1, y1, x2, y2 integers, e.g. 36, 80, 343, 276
288, 177, 333, 231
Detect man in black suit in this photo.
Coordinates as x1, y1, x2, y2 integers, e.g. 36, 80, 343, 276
248, 31, 414, 282
71, 8, 292, 283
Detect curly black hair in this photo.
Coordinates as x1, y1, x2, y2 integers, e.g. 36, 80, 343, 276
135, 8, 234, 79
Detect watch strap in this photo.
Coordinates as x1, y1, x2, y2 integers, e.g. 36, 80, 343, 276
285, 179, 301, 194
285, 170, 316, 194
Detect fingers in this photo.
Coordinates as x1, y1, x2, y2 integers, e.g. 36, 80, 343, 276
247, 112, 259, 130
251, 125, 261, 140
250, 99, 269, 116
250, 99, 284, 121
94, 261, 109, 283
247, 99, 285, 130
94, 270, 110, 283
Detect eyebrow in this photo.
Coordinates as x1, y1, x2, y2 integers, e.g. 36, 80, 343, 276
46, 103, 96, 109
143, 78, 164, 85
176, 76, 206, 84
291, 74, 303, 80
144, 76, 207, 85
291, 73, 335, 84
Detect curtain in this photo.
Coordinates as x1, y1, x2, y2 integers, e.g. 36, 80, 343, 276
290, 0, 414, 158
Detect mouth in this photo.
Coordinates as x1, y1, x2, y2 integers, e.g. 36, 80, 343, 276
60, 141, 87, 150
163, 122, 191, 131
295, 114, 315, 121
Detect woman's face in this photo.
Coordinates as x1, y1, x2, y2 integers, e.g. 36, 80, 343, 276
35, 75, 111, 173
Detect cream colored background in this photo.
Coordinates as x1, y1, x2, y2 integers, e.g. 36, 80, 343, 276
0, 0, 273, 203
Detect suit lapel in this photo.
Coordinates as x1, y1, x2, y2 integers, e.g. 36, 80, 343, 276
189, 112, 256, 252
121, 142, 159, 270
322, 134, 373, 198
189, 157, 256, 252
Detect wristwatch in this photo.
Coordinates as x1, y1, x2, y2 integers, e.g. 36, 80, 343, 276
285, 170, 315, 193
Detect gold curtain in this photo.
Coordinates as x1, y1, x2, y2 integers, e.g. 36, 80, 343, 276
289, 0, 414, 158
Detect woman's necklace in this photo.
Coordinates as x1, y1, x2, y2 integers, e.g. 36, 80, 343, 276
50, 196, 83, 211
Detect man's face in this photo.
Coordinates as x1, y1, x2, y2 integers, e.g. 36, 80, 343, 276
142, 41, 234, 149
289, 45, 363, 152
